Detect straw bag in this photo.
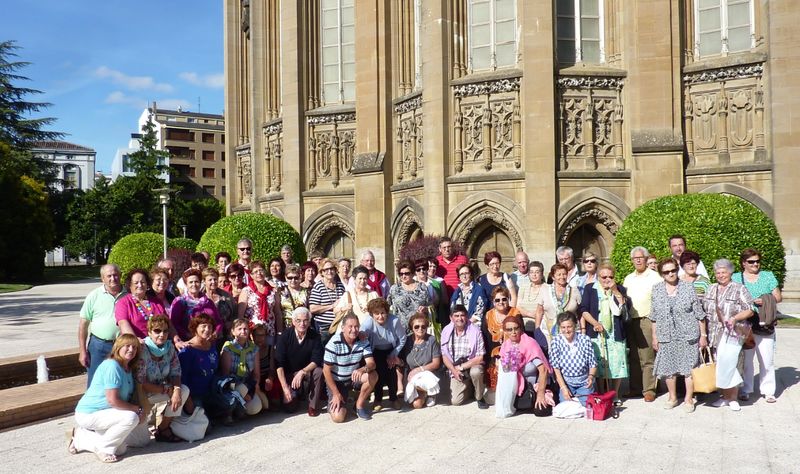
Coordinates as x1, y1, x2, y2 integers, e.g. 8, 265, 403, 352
691, 347, 717, 393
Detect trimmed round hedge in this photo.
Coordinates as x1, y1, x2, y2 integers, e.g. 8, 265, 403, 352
168, 237, 198, 252
198, 213, 306, 266
610, 194, 785, 285
108, 232, 164, 280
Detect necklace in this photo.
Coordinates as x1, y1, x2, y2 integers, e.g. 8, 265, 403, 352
133, 297, 154, 322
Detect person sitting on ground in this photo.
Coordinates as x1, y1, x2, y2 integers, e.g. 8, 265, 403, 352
483, 286, 520, 404
478, 251, 518, 309
178, 314, 228, 423
550, 312, 597, 406
69, 334, 148, 464
251, 323, 279, 409
135, 314, 189, 442
360, 298, 406, 411
171, 268, 223, 347
220, 319, 267, 418
79, 264, 124, 387
116, 268, 166, 340
440, 305, 488, 408
497, 315, 554, 417
275, 307, 325, 416
450, 264, 489, 326
323, 313, 378, 422
400, 312, 442, 409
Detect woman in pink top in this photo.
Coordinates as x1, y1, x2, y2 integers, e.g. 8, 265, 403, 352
115, 268, 166, 340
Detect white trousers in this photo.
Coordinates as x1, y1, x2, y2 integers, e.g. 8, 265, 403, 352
742, 333, 776, 397
73, 409, 144, 455
148, 383, 190, 418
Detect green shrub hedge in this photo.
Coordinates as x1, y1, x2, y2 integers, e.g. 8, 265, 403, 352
611, 194, 785, 285
168, 237, 197, 252
108, 232, 164, 280
198, 213, 306, 265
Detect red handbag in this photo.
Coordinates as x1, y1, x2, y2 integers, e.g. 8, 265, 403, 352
586, 390, 616, 420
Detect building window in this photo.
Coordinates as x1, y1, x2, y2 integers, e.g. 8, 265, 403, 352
167, 146, 192, 159
221, 135, 225, 144
221, 168, 226, 178
221, 186, 226, 196
64, 166, 79, 188
202, 150, 215, 161
203, 168, 215, 178
468, 0, 517, 72
696, 0, 754, 58
122, 154, 133, 173
166, 128, 195, 141
203, 185, 216, 195
189, 167, 196, 178
556, 0, 604, 65
202, 133, 215, 144
321, 0, 355, 104
221, 152, 226, 162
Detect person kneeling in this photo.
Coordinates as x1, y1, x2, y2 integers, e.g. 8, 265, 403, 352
275, 307, 325, 416
323, 313, 378, 422
440, 305, 488, 408
220, 318, 266, 419
550, 312, 597, 406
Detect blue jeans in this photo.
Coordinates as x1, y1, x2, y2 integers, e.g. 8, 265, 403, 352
560, 374, 595, 406
87, 334, 114, 387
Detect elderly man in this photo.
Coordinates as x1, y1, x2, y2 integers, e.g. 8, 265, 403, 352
280, 244, 295, 266
555, 246, 582, 288
669, 234, 709, 278
276, 307, 325, 416
356, 250, 390, 297
157, 257, 178, 294
235, 238, 254, 284
323, 313, 378, 422
436, 237, 469, 298
510, 251, 530, 288
78, 264, 125, 387
622, 246, 663, 402
441, 305, 488, 408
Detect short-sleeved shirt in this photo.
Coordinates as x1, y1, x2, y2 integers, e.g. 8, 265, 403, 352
323, 333, 373, 382
732, 271, 779, 313
549, 333, 596, 379
75, 359, 133, 413
309, 280, 346, 331
80, 286, 124, 341
114, 294, 166, 338
622, 269, 662, 319
400, 335, 441, 370
178, 345, 219, 399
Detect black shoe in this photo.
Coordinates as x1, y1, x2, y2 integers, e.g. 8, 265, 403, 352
477, 399, 489, 409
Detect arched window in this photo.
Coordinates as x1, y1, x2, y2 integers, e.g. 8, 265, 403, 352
556, 0, 604, 65
695, 0, 754, 58
468, 0, 517, 72
321, 0, 355, 104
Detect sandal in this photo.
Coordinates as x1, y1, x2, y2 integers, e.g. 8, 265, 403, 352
66, 428, 77, 455
95, 452, 118, 463
155, 427, 183, 443
766, 396, 777, 403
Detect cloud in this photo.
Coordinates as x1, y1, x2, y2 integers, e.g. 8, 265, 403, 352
104, 91, 147, 108
157, 98, 193, 110
95, 66, 173, 92
179, 71, 225, 89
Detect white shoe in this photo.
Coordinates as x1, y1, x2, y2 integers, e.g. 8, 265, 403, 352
711, 398, 728, 408
426, 396, 436, 407
728, 400, 741, 411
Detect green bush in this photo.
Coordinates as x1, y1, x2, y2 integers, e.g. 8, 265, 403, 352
108, 232, 164, 280
168, 237, 197, 252
611, 194, 785, 285
198, 213, 306, 265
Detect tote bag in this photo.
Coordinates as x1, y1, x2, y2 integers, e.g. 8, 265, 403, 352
691, 347, 717, 393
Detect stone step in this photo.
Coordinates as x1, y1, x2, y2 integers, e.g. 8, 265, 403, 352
0, 348, 83, 387
0, 375, 85, 430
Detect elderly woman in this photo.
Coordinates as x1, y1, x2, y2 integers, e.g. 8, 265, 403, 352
549, 312, 597, 406
517, 261, 546, 335
334, 265, 379, 326
536, 264, 580, 351
483, 287, 520, 401
478, 251, 518, 309
221, 318, 266, 417
309, 258, 346, 342
579, 263, 630, 405
69, 334, 147, 463
178, 314, 225, 422
400, 312, 442, 409
388, 259, 432, 331
238, 261, 282, 343
414, 259, 440, 317
733, 248, 782, 403
223, 263, 247, 302
267, 257, 286, 291
450, 263, 489, 326
171, 269, 223, 346
337, 258, 352, 287
202, 267, 237, 339
115, 269, 167, 340
576, 252, 599, 292
361, 298, 407, 410
679, 251, 710, 298
646, 256, 659, 272
649, 258, 707, 412
147, 268, 175, 317
135, 314, 190, 442
421, 258, 448, 327
703, 259, 754, 411
300, 261, 318, 290
496, 315, 553, 417
279, 264, 310, 329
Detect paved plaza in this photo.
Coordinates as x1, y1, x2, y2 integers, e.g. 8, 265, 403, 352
0, 280, 799, 472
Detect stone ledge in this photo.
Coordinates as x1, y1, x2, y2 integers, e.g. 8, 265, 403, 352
445, 171, 524, 185
0, 348, 81, 387
0, 375, 85, 430
686, 163, 773, 176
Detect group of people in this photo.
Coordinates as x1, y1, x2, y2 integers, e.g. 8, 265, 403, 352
69, 235, 782, 463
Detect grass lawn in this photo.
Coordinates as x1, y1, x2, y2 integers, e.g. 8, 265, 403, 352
0, 265, 100, 293
0, 283, 32, 294
779, 316, 800, 327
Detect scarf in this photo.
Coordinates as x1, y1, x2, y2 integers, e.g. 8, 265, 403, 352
222, 339, 258, 378
597, 287, 614, 335
367, 269, 386, 297
144, 336, 172, 358
248, 280, 271, 323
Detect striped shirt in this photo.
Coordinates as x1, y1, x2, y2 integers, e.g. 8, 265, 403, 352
323, 333, 373, 382
309, 280, 346, 331
549, 333, 596, 378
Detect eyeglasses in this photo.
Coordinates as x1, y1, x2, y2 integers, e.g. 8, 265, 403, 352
399, 271, 412, 276
494, 297, 508, 303
151, 328, 167, 334
583, 259, 596, 264
238, 247, 252, 252
294, 319, 310, 325
661, 269, 678, 275
229, 274, 242, 279
322, 267, 336, 273
412, 325, 427, 330
286, 276, 299, 280
503, 327, 521, 332
415, 268, 426, 272
632, 256, 646, 261
459, 272, 470, 277
600, 275, 614, 280
746, 259, 760, 265
251, 269, 266, 274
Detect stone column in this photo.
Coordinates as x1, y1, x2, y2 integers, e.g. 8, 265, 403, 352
249, 0, 266, 207
520, 0, 558, 266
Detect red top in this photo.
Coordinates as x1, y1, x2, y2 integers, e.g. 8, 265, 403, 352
436, 254, 469, 297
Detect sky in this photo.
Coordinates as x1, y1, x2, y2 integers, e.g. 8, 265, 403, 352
1, 0, 225, 173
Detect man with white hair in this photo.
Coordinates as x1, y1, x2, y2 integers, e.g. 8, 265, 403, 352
275, 307, 325, 416
556, 246, 582, 288
510, 251, 530, 288
357, 250, 390, 297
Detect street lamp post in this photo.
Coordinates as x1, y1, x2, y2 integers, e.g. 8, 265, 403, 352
155, 188, 171, 258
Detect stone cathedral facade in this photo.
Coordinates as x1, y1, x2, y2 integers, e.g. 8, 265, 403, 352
223, 0, 800, 300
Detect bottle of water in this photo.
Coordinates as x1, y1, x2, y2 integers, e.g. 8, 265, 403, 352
585, 402, 593, 420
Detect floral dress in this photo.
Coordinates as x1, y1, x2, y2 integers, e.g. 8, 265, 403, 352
241, 286, 277, 337
279, 286, 309, 328
388, 282, 431, 331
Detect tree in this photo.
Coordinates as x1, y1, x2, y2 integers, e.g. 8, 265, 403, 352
127, 114, 169, 181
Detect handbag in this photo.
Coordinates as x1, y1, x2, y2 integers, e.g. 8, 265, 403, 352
586, 390, 616, 420
691, 347, 717, 393
170, 407, 209, 442
328, 292, 352, 335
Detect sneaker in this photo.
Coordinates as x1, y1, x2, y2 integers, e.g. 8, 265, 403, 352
738, 393, 750, 401
356, 407, 372, 420
426, 396, 436, 407
476, 399, 489, 409
663, 398, 678, 410
729, 400, 741, 411
711, 398, 728, 408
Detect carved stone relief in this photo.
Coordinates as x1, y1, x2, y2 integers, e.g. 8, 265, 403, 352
236, 146, 252, 205
394, 96, 423, 183
454, 209, 523, 253
307, 216, 355, 255
263, 122, 283, 193
558, 208, 619, 245
307, 113, 356, 189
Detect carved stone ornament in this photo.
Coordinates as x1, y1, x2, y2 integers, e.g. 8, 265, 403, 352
683, 63, 763, 85
395, 212, 423, 251
307, 217, 355, 254
455, 209, 523, 252
558, 208, 619, 245
264, 121, 283, 136
240, 0, 250, 37
557, 76, 624, 90
453, 77, 521, 98
306, 112, 356, 126
394, 95, 422, 114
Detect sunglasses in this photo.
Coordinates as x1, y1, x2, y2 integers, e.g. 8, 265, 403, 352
600, 275, 614, 280
746, 259, 760, 264
494, 297, 508, 303
238, 247, 252, 252
503, 326, 521, 332
151, 328, 167, 334
661, 269, 678, 275
584, 259, 596, 264
399, 271, 412, 276
286, 276, 299, 280
412, 324, 427, 330
229, 274, 243, 279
